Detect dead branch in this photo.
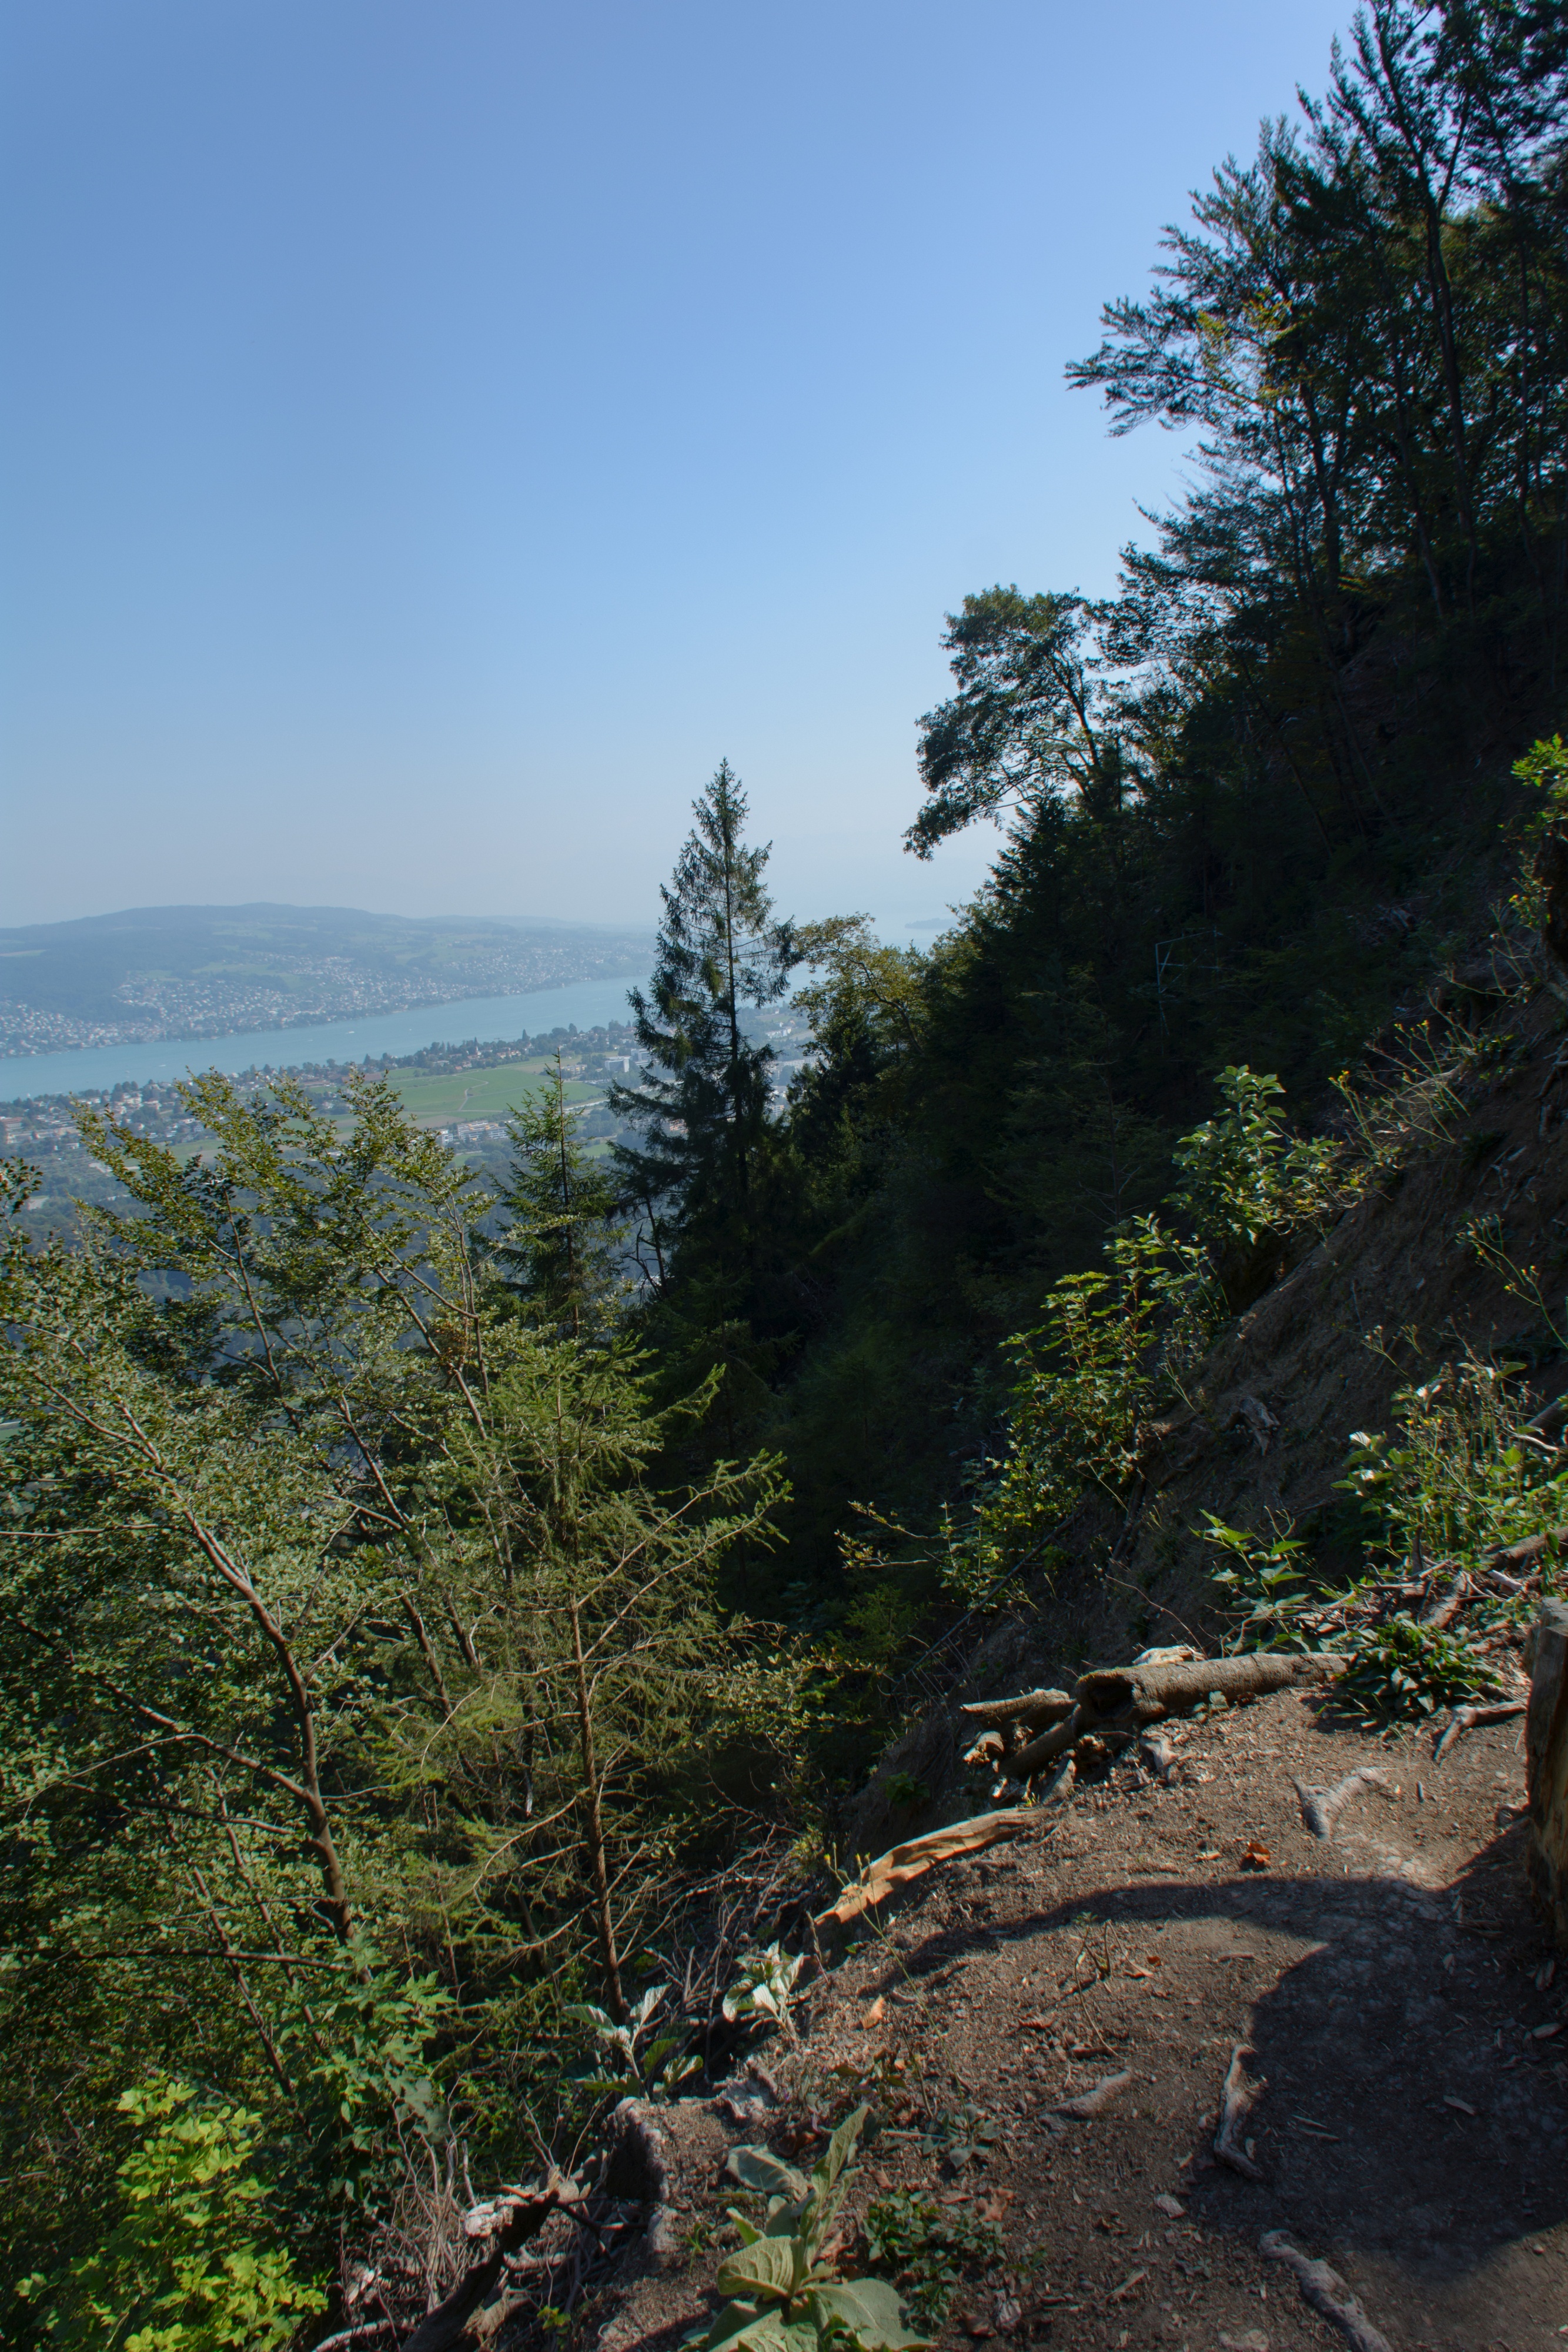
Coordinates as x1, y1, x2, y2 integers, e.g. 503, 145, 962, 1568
1489, 1524, 1568, 1570
399, 2189, 561, 2352
1258, 2231, 1393, 2352
1433, 1697, 1527, 1762
962, 1729, 1006, 1769
1420, 1571, 1470, 1630
1213, 2043, 1265, 2180
1055, 2067, 1132, 2119
958, 1687, 1074, 1732
1291, 1766, 1389, 1840
815, 1806, 1038, 1928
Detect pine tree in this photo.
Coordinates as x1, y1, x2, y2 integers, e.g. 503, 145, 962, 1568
611, 761, 796, 1271
494, 1054, 625, 1337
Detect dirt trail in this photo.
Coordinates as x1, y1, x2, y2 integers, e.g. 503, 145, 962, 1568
599, 1694, 1564, 2352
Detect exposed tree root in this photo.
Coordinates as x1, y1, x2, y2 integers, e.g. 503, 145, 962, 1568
1213, 2043, 1265, 2180
1258, 2231, 1393, 2352
1291, 1766, 1389, 1840
1056, 2068, 1132, 2119
1433, 1698, 1527, 1763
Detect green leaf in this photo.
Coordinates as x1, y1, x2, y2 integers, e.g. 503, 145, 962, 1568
726, 2146, 810, 2201
703, 2304, 819, 2352
806, 2278, 931, 2349
716, 2234, 804, 2303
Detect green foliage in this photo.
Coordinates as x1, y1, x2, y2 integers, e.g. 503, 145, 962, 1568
567, 1982, 700, 2101
956, 1215, 1216, 1596
1172, 1066, 1355, 1306
861, 2190, 1002, 2323
696, 2106, 928, 2352
1513, 734, 1568, 833
0, 1070, 783, 2306
1342, 1358, 1568, 1573
1335, 1617, 1505, 1722
1202, 1516, 1316, 1647
17, 2076, 325, 2351
494, 1051, 627, 1336
721, 1944, 805, 2041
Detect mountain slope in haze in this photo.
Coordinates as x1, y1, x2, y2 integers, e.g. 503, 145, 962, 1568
0, 903, 653, 1053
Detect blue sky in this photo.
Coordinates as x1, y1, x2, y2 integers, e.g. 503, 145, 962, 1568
2, 0, 1355, 938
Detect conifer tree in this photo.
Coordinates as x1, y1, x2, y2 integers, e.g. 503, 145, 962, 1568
494, 1054, 625, 1336
611, 761, 796, 1269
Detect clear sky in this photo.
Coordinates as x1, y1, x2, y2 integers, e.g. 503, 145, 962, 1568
2, 0, 1356, 939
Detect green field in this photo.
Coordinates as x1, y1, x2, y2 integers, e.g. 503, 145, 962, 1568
387, 1059, 605, 1127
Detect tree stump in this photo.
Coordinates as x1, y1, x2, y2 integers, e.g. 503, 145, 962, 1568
1526, 1599, 1568, 1944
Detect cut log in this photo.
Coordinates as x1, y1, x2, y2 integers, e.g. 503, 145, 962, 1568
1076, 1652, 1346, 1728
1489, 1525, 1568, 1570
1258, 2231, 1393, 2352
1527, 1599, 1568, 1946
1213, 2043, 1265, 2180
958, 1688, 1075, 1734
817, 1806, 1038, 1928
1292, 1767, 1389, 1841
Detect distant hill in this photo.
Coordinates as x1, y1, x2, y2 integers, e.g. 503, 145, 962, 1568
0, 903, 653, 1054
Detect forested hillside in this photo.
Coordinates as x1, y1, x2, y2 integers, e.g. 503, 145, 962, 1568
4, 8, 1567, 2346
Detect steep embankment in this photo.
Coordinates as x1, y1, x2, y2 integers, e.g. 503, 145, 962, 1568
854, 965, 1567, 1855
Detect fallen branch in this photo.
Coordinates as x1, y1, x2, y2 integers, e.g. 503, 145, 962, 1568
1291, 1766, 1389, 1841
1433, 1698, 1527, 1763
1420, 1571, 1470, 1631
1056, 2068, 1132, 2119
1489, 1524, 1568, 1571
816, 1806, 1038, 1928
1213, 2043, 1265, 2180
1258, 2231, 1393, 2352
1011, 1706, 1085, 1779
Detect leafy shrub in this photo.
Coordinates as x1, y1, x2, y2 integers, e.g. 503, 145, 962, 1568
722, 1945, 805, 2042
16, 2076, 326, 2352
567, 1982, 700, 2101
1342, 1357, 1568, 1572
695, 2105, 928, 2352
861, 2189, 1002, 2322
955, 1215, 1216, 1595
1173, 1065, 1355, 1307
1334, 1616, 1505, 1720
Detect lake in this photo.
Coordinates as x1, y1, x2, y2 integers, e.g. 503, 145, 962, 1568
0, 970, 650, 1102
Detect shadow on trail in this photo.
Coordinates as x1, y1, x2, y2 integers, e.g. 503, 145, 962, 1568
875, 1821, 1566, 2320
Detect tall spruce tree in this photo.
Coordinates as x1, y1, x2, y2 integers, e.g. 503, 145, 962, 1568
610, 761, 796, 1274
